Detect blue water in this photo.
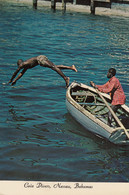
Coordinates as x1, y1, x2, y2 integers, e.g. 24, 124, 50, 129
1, 1, 129, 182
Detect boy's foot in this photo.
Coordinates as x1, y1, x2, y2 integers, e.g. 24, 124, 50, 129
72, 65, 77, 72
66, 77, 70, 88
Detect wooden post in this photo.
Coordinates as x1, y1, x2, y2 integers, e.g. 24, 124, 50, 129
62, 0, 66, 13
51, 0, 56, 10
73, 0, 77, 4
90, 0, 95, 14
33, 0, 37, 9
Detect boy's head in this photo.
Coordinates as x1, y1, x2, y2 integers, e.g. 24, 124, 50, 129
17, 59, 23, 67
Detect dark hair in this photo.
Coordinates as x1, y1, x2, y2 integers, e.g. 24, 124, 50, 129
108, 68, 116, 76
17, 59, 23, 66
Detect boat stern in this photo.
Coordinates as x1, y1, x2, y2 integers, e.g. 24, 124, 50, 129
109, 129, 129, 145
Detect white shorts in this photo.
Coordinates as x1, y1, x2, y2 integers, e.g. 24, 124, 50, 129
37, 55, 48, 65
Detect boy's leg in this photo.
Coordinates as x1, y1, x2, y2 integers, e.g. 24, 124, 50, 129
56, 65, 77, 72
51, 65, 70, 87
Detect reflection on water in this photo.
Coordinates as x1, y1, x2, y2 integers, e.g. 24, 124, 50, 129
0, 1, 129, 182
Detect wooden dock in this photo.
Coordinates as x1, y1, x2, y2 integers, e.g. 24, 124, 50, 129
33, 0, 129, 14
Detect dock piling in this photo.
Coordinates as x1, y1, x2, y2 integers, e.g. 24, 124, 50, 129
73, 0, 77, 4
90, 0, 95, 14
33, 0, 37, 9
51, 0, 56, 10
62, 0, 66, 13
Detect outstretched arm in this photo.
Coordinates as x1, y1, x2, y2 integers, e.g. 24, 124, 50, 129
9, 67, 21, 84
11, 68, 27, 85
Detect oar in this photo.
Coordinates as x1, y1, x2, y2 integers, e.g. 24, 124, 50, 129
93, 85, 129, 139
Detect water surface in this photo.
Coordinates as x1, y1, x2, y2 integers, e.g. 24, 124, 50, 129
0, 1, 129, 182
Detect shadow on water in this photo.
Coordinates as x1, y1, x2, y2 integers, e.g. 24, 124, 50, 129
9, 105, 35, 122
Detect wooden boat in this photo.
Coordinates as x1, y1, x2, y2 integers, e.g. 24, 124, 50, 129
66, 81, 129, 145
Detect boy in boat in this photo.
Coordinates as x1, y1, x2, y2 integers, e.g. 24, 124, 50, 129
8, 55, 77, 88
90, 68, 126, 126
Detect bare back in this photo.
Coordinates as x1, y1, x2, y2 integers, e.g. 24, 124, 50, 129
22, 57, 39, 69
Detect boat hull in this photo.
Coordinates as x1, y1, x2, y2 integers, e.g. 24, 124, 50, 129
66, 99, 111, 139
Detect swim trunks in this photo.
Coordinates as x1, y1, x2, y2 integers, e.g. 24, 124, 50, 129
37, 55, 48, 65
